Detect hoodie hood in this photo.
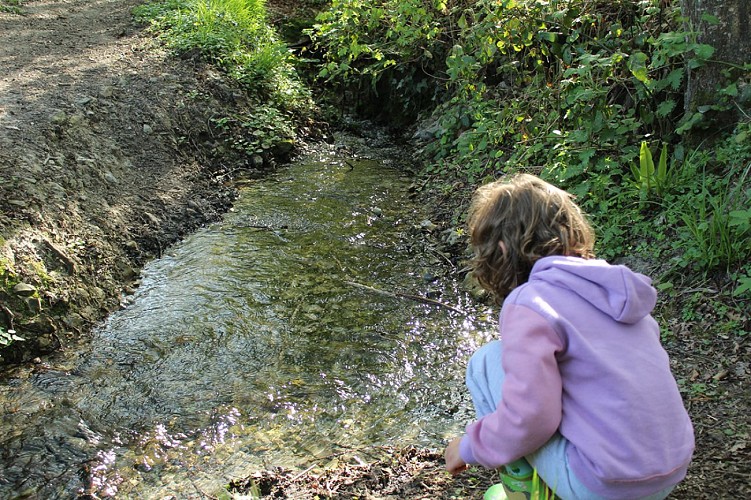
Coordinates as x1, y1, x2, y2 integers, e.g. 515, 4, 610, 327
529, 256, 657, 324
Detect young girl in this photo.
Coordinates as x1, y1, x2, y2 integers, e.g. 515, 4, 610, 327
444, 174, 694, 499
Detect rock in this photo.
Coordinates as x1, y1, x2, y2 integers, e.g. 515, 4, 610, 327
249, 154, 264, 169
68, 114, 85, 127
419, 219, 438, 231
103, 171, 118, 185
89, 286, 106, 302
421, 271, 437, 282
411, 120, 441, 142
143, 212, 160, 225
36, 334, 54, 350
13, 282, 36, 297
142, 123, 153, 134
24, 296, 42, 313
272, 139, 295, 158
62, 312, 86, 329
50, 110, 67, 124
442, 228, 464, 246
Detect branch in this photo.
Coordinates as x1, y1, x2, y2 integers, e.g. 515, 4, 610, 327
343, 281, 466, 315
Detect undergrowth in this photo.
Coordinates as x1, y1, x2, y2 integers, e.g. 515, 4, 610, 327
0, 0, 23, 15
307, 0, 751, 303
133, 0, 314, 160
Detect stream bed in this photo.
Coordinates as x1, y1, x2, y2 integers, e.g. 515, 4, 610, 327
0, 134, 497, 498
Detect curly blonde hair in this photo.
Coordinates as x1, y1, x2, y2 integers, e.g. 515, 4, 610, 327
468, 173, 596, 301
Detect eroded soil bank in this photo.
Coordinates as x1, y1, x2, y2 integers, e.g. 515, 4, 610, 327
1, 1, 748, 499
0, 0, 279, 363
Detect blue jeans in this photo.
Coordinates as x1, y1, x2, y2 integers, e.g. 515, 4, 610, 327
466, 340, 675, 500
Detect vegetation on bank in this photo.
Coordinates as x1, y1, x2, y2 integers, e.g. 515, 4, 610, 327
0, 0, 23, 15
133, 0, 315, 166
309, 0, 750, 302
133, 0, 750, 307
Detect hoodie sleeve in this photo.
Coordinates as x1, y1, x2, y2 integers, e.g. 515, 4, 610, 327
461, 303, 565, 468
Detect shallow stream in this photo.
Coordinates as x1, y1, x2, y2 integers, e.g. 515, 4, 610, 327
0, 134, 497, 498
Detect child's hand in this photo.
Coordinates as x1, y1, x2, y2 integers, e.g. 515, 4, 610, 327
444, 436, 469, 476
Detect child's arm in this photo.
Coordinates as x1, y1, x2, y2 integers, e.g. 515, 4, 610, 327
462, 303, 564, 468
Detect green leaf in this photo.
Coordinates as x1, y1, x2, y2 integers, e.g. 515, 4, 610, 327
628, 52, 649, 83
693, 44, 715, 59
733, 275, 751, 297
676, 112, 703, 135
630, 163, 641, 184
656, 100, 676, 118
538, 32, 557, 42
657, 144, 668, 185
640, 141, 655, 178
657, 282, 674, 292
665, 68, 684, 90
728, 210, 751, 228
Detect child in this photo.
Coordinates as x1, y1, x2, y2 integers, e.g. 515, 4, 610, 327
444, 174, 694, 499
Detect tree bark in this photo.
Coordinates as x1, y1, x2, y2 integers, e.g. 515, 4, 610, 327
681, 0, 751, 130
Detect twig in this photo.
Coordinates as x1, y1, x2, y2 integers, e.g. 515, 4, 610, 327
290, 302, 301, 325
42, 237, 76, 273
291, 463, 318, 482
1, 305, 15, 330
427, 247, 455, 268
343, 280, 466, 315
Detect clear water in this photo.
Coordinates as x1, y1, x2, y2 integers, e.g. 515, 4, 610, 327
0, 136, 497, 498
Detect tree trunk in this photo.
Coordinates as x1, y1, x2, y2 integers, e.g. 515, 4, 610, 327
681, 0, 751, 131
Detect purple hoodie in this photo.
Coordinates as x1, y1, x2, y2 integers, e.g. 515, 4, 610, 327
459, 256, 694, 499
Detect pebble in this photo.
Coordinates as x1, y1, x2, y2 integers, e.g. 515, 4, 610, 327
50, 110, 67, 124
419, 219, 438, 231
103, 171, 118, 184
13, 282, 36, 297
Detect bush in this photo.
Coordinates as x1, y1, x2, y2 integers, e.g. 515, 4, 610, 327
310, 0, 750, 294
134, 0, 312, 111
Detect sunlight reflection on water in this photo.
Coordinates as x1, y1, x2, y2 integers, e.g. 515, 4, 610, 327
0, 136, 498, 498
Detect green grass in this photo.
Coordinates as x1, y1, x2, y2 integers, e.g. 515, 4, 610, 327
134, 0, 312, 111
1, 0, 24, 15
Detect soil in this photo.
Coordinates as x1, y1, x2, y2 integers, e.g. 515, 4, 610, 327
0, 0, 748, 499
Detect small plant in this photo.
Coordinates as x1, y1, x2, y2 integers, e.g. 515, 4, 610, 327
678, 163, 751, 273
0, 0, 24, 15
734, 271, 751, 298
0, 327, 24, 348
630, 141, 669, 199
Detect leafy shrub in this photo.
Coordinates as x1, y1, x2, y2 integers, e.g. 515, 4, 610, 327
310, 0, 453, 120
673, 126, 751, 275
134, 0, 312, 111
311, 0, 750, 289
0, 0, 23, 14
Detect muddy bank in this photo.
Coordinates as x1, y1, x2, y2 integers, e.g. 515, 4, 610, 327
0, 0, 308, 364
